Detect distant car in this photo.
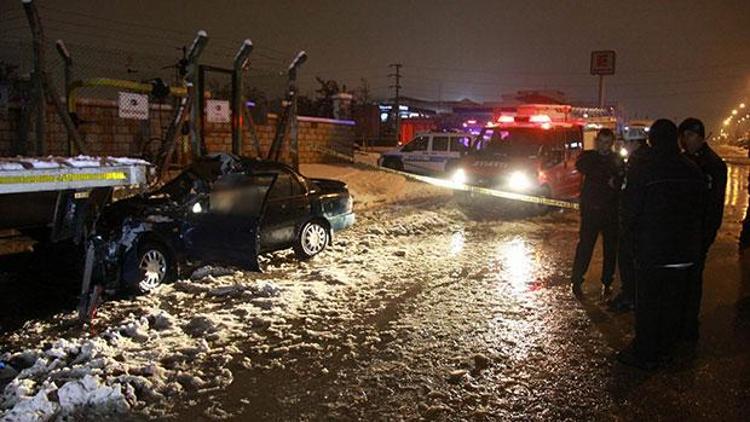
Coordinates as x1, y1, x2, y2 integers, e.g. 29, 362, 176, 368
378, 132, 472, 175
94, 154, 355, 293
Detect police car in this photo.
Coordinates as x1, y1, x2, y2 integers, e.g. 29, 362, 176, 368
378, 132, 472, 175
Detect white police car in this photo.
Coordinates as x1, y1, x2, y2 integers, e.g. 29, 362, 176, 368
378, 132, 472, 175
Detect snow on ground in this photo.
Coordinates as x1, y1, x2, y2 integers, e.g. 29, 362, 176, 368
300, 162, 448, 209
0, 163, 457, 420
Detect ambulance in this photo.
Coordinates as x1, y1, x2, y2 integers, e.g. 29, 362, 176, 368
449, 104, 586, 205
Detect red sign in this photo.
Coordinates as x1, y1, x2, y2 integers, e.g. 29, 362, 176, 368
590, 50, 616, 75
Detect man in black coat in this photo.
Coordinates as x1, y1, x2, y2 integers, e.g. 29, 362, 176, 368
618, 119, 707, 369
571, 128, 622, 297
678, 118, 727, 341
609, 127, 651, 312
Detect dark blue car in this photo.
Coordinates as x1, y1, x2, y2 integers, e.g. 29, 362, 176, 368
95, 154, 355, 293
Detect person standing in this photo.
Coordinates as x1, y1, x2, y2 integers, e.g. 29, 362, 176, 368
571, 128, 622, 297
678, 118, 727, 341
618, 119, 707, 369
609, 127, 651, 312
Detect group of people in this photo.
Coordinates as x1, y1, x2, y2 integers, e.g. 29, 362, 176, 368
571, 118, 727, 370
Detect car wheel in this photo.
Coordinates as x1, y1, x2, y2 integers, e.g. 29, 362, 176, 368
294, 220, 330, 260
382, 157, 403, 171
133, 242, 174, 294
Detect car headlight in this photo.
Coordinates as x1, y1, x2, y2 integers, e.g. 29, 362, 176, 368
450, 168, 467, 185
507, 171, 533, 191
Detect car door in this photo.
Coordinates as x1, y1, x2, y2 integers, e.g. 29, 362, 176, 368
184, 172, 269, 269
260, 170, 311, 252
428, 135, 450, 173
400, 135, 431, 173
538, 130, 567, 197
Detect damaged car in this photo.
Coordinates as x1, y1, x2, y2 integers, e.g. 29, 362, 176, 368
92, 154, 355, 294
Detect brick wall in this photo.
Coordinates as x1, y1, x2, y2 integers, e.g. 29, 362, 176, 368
0, 99, 356, 164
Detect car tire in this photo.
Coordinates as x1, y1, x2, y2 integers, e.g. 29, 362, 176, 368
294, 220, 330, 260
130, 241, 175, 294
382, 157, 403, 171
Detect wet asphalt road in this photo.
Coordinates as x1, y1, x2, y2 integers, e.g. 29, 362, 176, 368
2, 163, 749, 421
169, 163, 750, 421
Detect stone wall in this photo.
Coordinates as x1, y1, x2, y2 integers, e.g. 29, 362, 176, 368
0, 99, 356, 164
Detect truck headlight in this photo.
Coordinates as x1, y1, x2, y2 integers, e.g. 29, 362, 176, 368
507, 171, 533, 191
450, 168, 467, 185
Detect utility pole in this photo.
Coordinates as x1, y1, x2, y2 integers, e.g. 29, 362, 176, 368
388, 63, 402, 143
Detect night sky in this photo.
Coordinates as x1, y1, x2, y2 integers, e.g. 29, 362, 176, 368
1, 0, 749, 131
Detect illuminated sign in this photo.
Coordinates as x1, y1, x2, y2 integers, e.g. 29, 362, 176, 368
590, 50, 616, 75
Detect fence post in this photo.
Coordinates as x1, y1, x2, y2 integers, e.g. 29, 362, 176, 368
186, 31, 208, 159
288, 52, 306, 171
22, 0, 46, 155
231, 39, 253, 156
55, 40, 73, 156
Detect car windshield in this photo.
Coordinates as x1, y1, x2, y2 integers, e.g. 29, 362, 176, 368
471, 128, 554, 158
149, 170, 206, 203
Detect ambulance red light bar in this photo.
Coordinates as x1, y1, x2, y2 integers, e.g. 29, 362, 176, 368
529, 114, 552, 123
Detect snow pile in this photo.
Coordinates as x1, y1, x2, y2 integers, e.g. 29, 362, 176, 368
0, 274, 292, 420
300, 163, 449, 209
0, 155, 151, 171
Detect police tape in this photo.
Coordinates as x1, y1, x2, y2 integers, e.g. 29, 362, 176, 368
0, 171, 128, 185
312, 146, 580, 210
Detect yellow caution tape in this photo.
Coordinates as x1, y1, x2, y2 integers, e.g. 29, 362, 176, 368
0, 171, 128, 185
313, 145, 580, 210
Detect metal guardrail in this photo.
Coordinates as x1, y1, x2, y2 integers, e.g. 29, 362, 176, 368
313, 145, 580, 210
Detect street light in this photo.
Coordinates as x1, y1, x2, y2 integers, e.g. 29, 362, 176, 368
741, 103, 746, 109
732, 109, 738, 115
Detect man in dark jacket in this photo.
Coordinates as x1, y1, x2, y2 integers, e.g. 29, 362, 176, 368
618, 119, 707, 369
571, 128, 622, 297
609, 127, 651, 312
678, 118, 727, 341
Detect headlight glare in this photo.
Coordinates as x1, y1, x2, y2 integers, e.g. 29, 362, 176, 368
450, 168, 467, 185
508, 171, 533, 191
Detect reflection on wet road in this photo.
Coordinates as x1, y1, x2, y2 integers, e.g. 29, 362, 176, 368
725, 163, 748, 210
